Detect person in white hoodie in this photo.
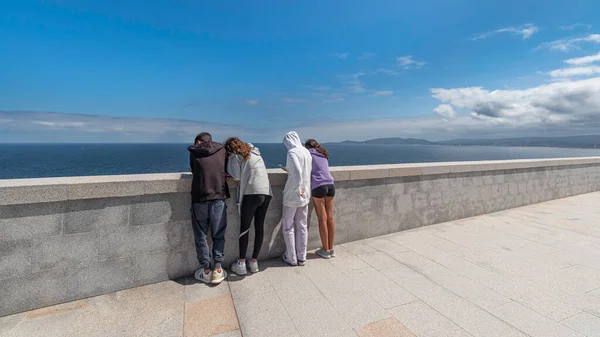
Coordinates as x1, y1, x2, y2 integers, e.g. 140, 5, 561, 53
281, 131, 313, 266
225, 137, 272, 275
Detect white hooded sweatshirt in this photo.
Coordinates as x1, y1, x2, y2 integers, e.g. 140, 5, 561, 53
282, 131, 313, 208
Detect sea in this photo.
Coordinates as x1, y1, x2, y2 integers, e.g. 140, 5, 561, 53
1, 143, 600, 180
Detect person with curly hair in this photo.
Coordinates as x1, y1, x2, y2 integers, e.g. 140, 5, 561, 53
305, 139, 336, 259
224, 137, 272, 275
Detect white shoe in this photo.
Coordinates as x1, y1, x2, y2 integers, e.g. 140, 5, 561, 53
329, 249, 336, 258
212, 268, 227, 284
282, 254, 298, 266
231, 261, 248, 276
194, 269, 212, 284
248, 260, 260, 273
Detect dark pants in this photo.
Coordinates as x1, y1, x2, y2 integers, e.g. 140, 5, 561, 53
191, 200, 227, 270
239, 195, 272, 260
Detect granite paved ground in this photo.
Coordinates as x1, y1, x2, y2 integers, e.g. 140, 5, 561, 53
3, 192, 600, 337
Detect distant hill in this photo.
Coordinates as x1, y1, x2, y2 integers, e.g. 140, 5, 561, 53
336, 135, 600, 149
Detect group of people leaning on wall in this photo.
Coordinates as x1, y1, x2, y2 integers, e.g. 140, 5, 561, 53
188, 131, 336, 284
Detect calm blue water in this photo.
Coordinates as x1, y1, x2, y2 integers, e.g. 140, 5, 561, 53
1, 143, 599, 180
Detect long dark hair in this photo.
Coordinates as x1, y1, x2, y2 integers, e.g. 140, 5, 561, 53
305, 139, 329, 159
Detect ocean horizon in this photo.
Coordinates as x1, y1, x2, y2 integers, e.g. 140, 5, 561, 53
2, 143, 600, 180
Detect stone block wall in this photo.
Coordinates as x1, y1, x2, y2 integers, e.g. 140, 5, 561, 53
2, 157, 600, 316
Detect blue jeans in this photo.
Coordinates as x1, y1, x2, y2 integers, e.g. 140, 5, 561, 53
191, 200, 227, 270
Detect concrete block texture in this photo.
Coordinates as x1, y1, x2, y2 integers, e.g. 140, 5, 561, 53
33, 233, 98, 272
0, 269, 69, 316
67, 259, 135, 299
64, 197, 130, 233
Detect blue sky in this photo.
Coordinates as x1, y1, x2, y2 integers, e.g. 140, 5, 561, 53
2, 0, 600, 142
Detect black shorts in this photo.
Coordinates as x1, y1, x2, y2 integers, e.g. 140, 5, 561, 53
312, 184, 335, 198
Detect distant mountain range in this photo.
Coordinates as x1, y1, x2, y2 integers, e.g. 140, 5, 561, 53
337, 135, 600, 149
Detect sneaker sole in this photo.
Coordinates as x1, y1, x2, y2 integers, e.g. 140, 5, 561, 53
194, 272, 212, 284
316, 252, 330, 259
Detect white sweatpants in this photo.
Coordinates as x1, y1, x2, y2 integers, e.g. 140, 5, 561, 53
282, 205, 309, 264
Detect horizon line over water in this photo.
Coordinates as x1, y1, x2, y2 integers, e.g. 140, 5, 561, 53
1, 143, 600, 180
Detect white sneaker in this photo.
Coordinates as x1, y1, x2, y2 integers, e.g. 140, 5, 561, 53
231, 261, 248, 276
282, 254, 298, 266
248, 260, 260, 273
194, 269, 212, 284
329, 249, 336, 258
212, 268, 227, 284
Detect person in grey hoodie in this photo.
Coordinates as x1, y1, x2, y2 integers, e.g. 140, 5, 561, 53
281, 131, 312, 266
225, 137, 272, 275
305, 139, 336, 259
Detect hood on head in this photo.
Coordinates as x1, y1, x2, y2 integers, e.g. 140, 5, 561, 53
248, 143, 261, 156
188, 141, 224, 158
283, 131, 303, 150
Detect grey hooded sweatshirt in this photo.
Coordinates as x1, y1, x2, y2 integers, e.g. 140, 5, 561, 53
227, 143, 272, 212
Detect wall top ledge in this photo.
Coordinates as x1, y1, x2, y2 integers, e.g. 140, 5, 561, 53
1, 156, 599, 206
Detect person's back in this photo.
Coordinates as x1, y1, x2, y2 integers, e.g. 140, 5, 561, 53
187, 132, 229, 285
188, 141, 229, 202
309, 148, 334, 190
281, 131, 312, 266
283, 132, 312, 208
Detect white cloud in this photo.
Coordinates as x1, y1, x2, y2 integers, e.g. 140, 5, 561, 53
471, 23, 539, 40
340, 72, 366, 93
282, 97, 308, 103
0, 111, 258, 142
548, 65, 600, 78
559, 23, 592, 30
396, 56, 426, 69
537, 34, 600, 52
433, 104, 457, 118
565, 52, 600, 65
431, 77, 600, 127
369, 90, 393, 97
323, 98, 345, 103
329, 52, 349, 59
246, 99, 259, 105
358, 52, 376, 60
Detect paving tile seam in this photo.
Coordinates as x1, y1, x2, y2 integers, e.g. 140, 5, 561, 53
265, 278, 303, 337
384, 300, 476, 337
381, 265, 533, 337
390, 243, 585, 327
226, 281, 245, 337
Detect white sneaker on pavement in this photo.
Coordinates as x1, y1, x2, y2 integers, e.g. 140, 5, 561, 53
248, 260, 260, 273
194, 269, 212, 284
231, 260, 248, 276
212, 268, 227, 284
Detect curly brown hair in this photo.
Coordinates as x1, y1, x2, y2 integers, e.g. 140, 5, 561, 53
224, 137, 252, 161
305, 139, 329, 159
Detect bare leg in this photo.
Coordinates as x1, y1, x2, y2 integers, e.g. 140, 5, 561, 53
325, 196, 335, 251
313, 197, 329, 251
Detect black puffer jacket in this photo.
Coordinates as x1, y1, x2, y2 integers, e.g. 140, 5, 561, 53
188, 141, 230, 203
